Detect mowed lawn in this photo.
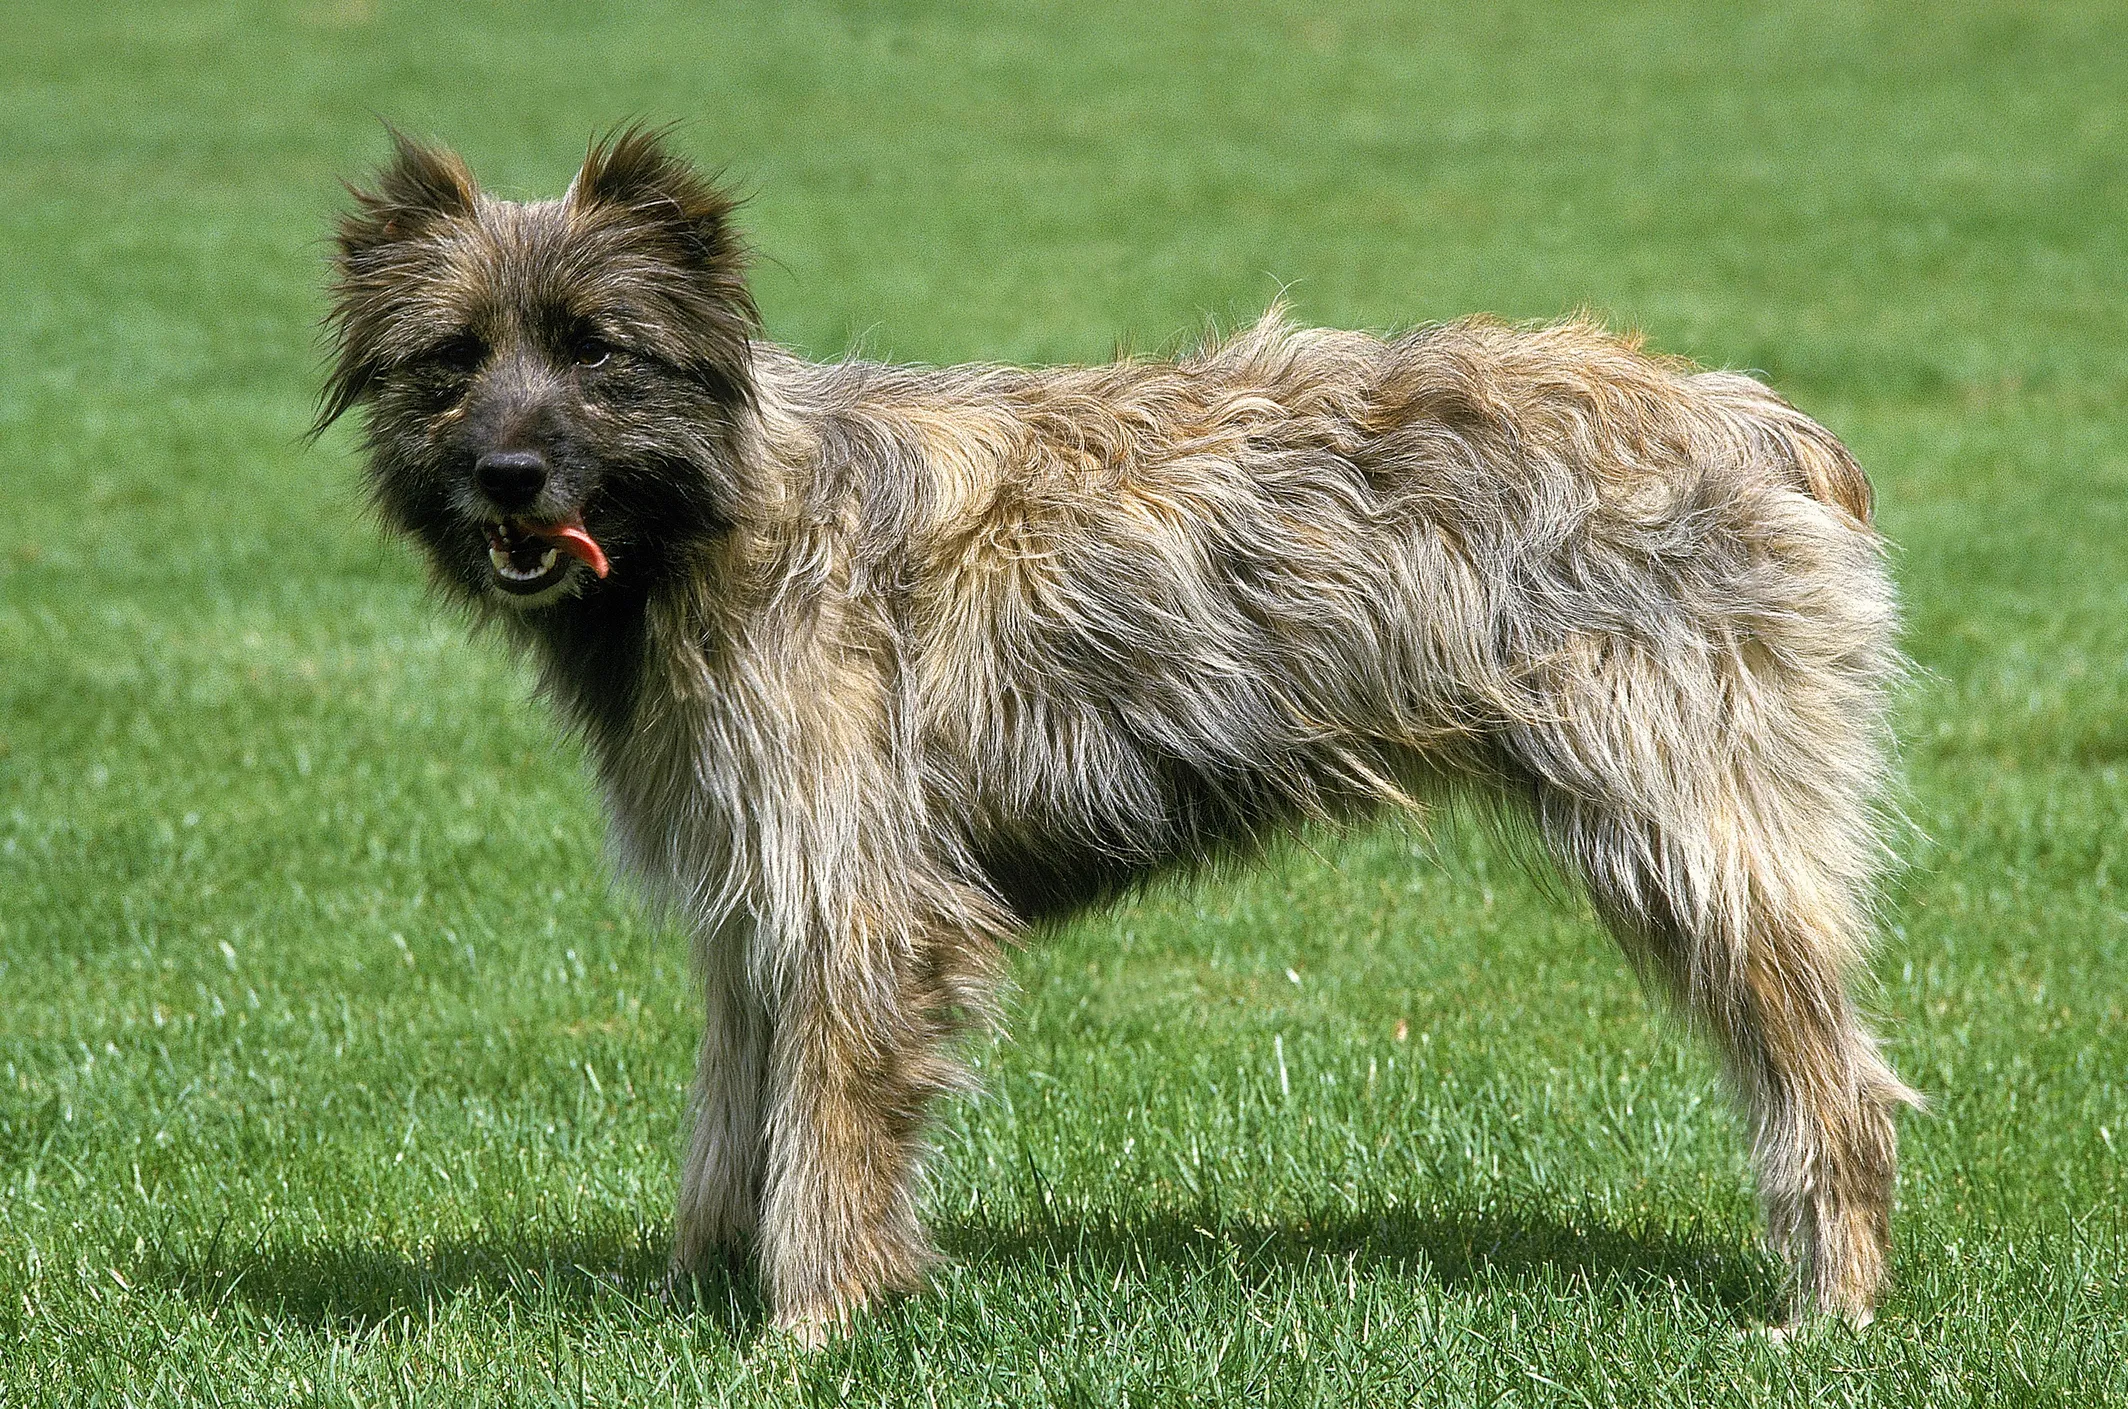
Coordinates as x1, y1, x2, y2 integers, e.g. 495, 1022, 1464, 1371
3, 1, 2125, 1402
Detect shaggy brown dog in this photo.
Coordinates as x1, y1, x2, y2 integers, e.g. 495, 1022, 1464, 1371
321, 127, 1916, 1340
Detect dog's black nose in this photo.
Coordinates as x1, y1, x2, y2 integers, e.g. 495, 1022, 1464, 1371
475, 450, 549, 510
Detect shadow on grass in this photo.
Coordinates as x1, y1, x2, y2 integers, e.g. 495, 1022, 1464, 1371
944, 1200, 1771, 1319
137, 1221, 767, 1340
137, 1198, 1767, 1336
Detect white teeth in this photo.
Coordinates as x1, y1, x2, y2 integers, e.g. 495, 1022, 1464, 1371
490, 542, 565, 583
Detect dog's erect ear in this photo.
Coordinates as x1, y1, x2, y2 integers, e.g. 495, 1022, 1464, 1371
566, 125, 759, 403
336, 128, 479, 261
568, 125, 745, 275
317, 130, 479, 437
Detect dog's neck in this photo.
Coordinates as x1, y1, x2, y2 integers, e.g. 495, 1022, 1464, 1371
512, 559, 659, 752
506, 349, 947, 788
509, 366, 800, 755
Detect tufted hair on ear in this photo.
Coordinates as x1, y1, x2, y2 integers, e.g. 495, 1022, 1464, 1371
335, 127, 478, 261
567, 123, 747, 275
565, 124, 758, 403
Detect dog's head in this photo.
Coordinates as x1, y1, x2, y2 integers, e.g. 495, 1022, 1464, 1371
319, 127, 757, 609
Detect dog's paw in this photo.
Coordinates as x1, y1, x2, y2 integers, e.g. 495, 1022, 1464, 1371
1739, 1305, 1874, 1346
771, 1307, 837, 1352
656, 1267, 699, 1312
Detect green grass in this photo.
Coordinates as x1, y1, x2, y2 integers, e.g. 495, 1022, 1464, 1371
3, 0, 2126, 1402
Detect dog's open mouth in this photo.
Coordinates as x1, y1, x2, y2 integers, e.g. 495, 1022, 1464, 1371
483, 516, 610, 595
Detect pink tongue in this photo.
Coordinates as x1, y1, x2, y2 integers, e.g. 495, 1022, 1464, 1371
538, 523, 610, 578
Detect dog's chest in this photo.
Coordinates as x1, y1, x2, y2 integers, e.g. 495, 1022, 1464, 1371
583, 653, 748, 917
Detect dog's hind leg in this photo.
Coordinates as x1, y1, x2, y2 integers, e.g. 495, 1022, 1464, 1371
672, 920, 772, 1278
1515, 525, 1916, 1323
1541, 783, 1916, 1324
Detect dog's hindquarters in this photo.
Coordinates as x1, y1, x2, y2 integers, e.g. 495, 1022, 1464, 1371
1352, 325, 1912, 1320
1505, 479, 1915, 1322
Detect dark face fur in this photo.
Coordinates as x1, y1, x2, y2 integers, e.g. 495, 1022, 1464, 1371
320, 129, 757, 614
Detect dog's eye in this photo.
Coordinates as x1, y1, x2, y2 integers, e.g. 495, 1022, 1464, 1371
430, 334, 487, 373
573, 336, 615, 370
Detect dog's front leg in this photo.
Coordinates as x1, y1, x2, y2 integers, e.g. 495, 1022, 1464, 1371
755, 930, 942, 1343
671, 918, 772, 1279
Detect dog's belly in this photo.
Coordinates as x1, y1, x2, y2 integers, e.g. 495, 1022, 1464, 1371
963, 821, 1150, 926
932, 694, 1399, 927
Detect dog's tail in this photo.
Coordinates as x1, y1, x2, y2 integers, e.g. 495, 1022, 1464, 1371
1773, 403, 1874, 525
1409, 319, 1878, 528
1699, 371, 1875, 525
